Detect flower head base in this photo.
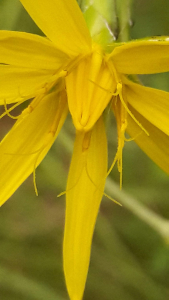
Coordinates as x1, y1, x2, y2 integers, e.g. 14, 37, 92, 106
66, 43, 116, 131
0, 0, 169, 300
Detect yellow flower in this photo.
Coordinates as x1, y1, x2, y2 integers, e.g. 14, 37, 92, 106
0, 0, 169, 299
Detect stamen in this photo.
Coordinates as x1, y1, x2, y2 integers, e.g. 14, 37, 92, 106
82, 131, 92, 152
115, 83, 149, 137
31, 131, 56, 196
0, 99, 26, 119
57, 191, 66, 197
1, 73, 63, 120
1, 94, 43, 121
57, 152, 86, 197
5, 96, 66, 195
124, 136, 135, 142
0, 82, 51, 120
59, 70, 68, 78
85, 160, 122, 206
107, 151, 119, 177
103, 191, 122, 206
88, 64, 149, 190
20, 94, 46, 119
64, 54, 85, 76
58, 127, 121, 206
88, 79, 112, 94
124, 131, 142, 142
118, 147, 123, 190
3, 100, 20, 119
108, 61, 149, 136
33, 155, 39, 196
0, 88, 44, 120
57, 170, 83, 197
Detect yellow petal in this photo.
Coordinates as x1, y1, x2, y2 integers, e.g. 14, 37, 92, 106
0, 65, 54, 104
64, 117, 107, 300
124, 80, 169, 135
20, 0, 92, 57
127, 105, 169, 174
0, 30, 69, 69
110, 39, 169, 74
0, 88, 68, 206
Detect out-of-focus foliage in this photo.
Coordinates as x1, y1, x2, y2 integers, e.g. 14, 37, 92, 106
0, 0, 169, 299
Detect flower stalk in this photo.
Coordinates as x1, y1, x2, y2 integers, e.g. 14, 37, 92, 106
115, 0, 133, 42
80, 0, 117, 46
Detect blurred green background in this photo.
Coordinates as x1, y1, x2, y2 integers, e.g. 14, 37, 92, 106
0, 0, 169, 299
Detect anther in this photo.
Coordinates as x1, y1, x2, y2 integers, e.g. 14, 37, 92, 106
59, 70, 68, 77
82, 131, 92, 152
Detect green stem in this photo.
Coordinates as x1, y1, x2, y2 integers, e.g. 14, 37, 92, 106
115, 0, 133, 42
80, 0, 118, 46
106, 178, 169, 242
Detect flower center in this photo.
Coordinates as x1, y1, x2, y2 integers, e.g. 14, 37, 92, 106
65, 45, 116, 132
